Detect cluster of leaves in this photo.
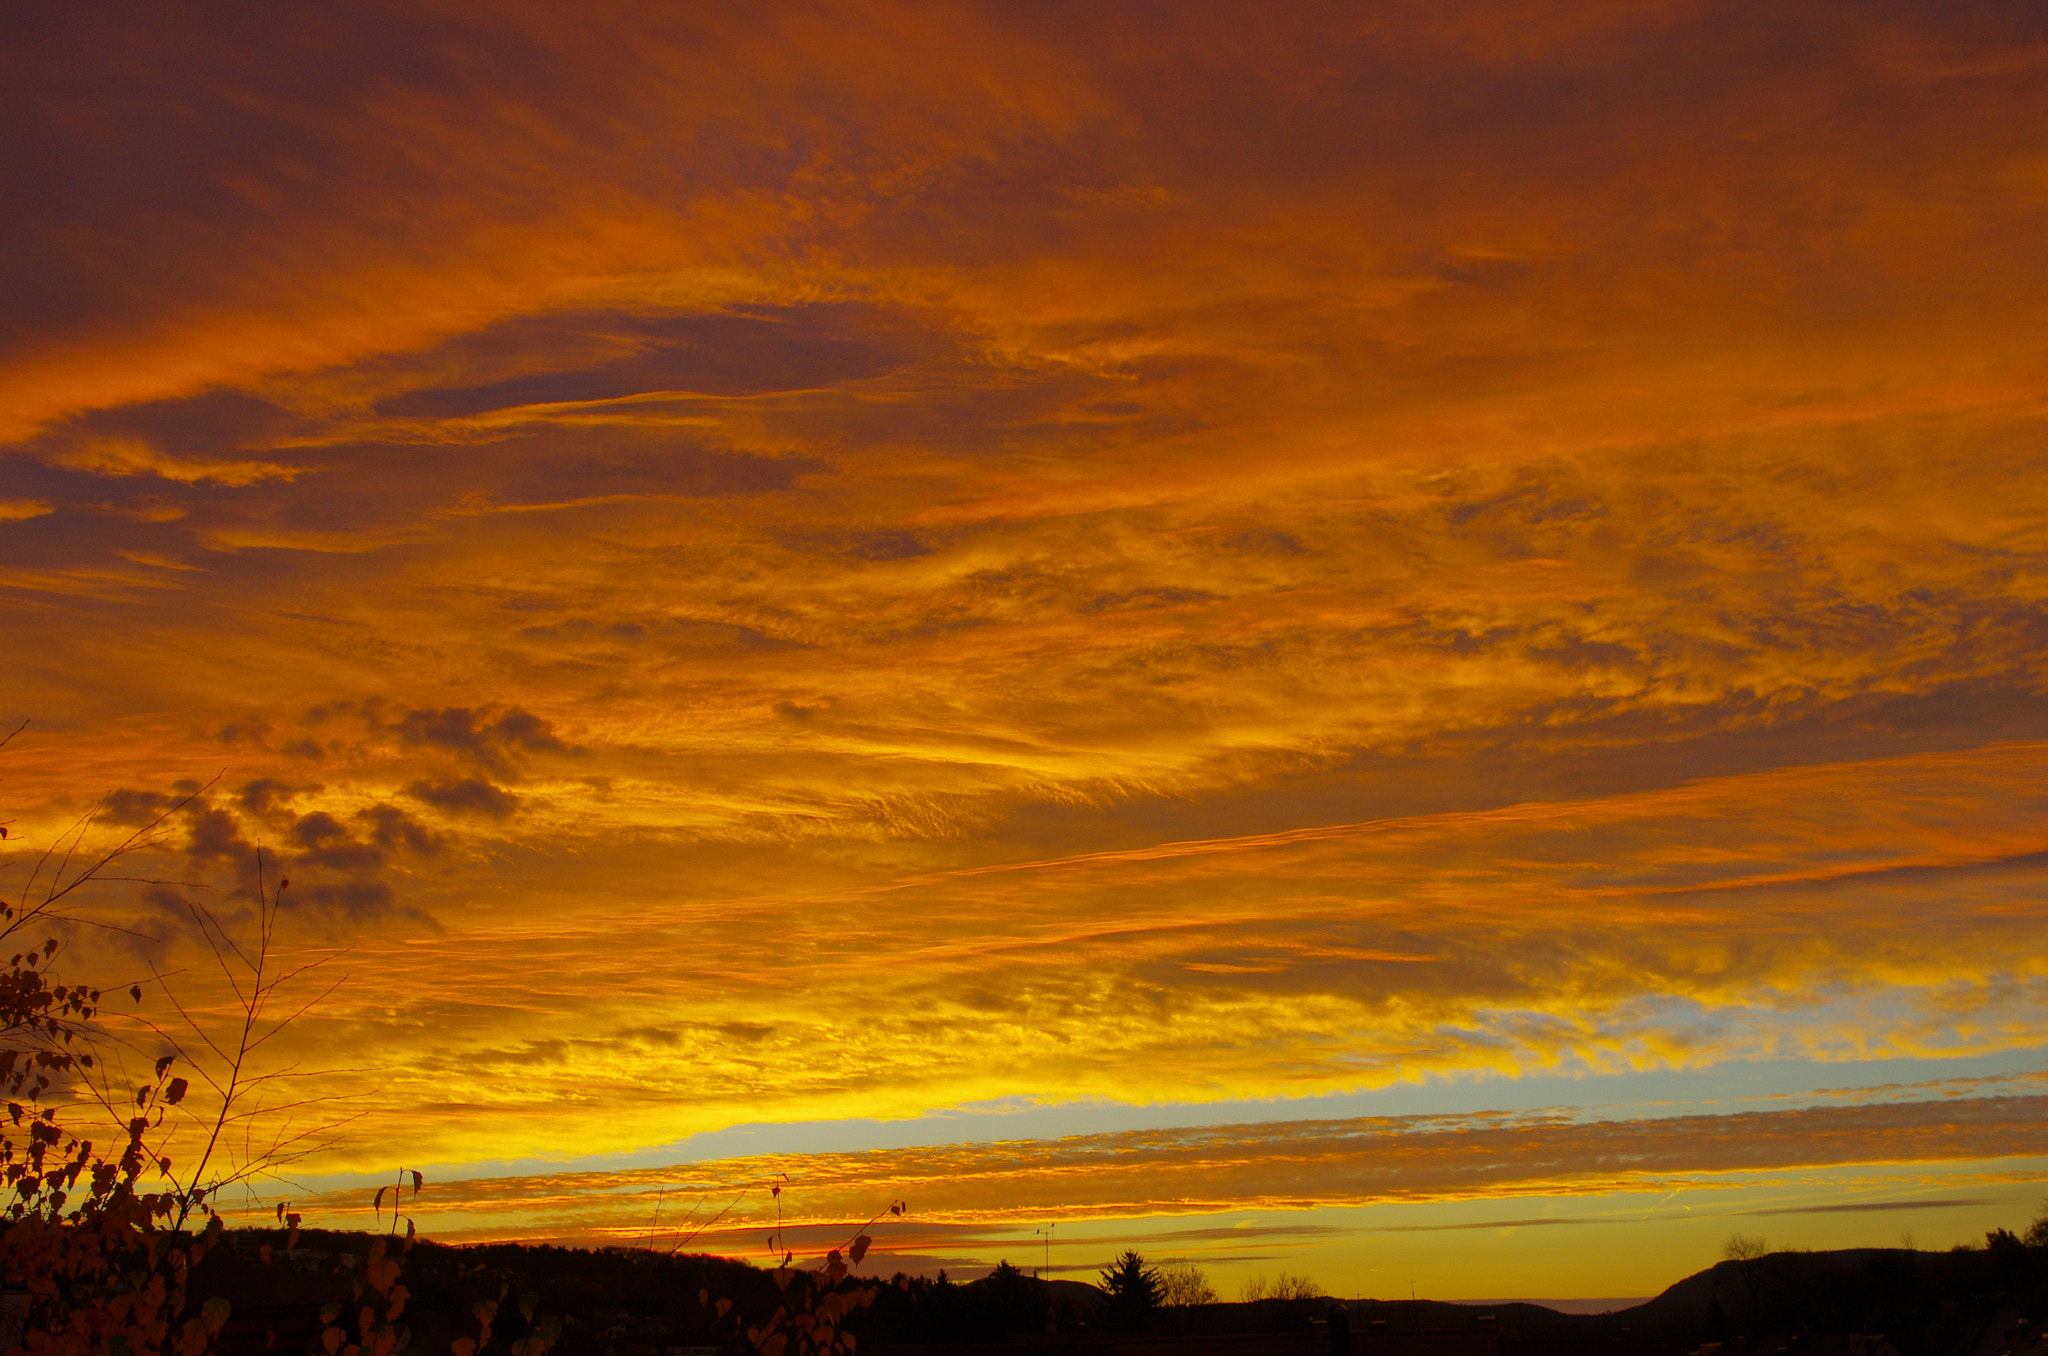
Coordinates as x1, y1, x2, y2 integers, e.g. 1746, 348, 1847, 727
5, 1052, 194, 1221
448, 1271, 559, 1356
0, 938, 114, 1107
0, 741, 222, 1356
740, 1199, 906, 1356
314, 1235, 416, 1356
0, 1149, 228, 1356
0, 734, 353, 1356
740, 1277, 875, 1356
0, 973, 332, 1356
0, 980, 225, 1356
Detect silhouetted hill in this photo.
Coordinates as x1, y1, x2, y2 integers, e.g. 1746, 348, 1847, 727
1607, 1242, 2048, 1354
1627, 1252, 1904, 1324
180, 1230, 2048, 1356
1040, 1279, 1107, 1311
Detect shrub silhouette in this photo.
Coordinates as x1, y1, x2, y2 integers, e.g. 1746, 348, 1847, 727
1155, 1260, 1216, 1308
1241, 1272, 1322, 1303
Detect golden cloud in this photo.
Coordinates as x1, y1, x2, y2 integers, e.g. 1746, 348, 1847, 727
48, 436, 300, 487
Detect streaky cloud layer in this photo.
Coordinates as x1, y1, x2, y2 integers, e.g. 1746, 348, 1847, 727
288, 1091, 2048, 1255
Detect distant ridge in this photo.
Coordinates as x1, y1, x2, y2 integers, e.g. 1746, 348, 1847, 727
1453, 1302, 1650, 1317
1621, 1249, 1905, 1323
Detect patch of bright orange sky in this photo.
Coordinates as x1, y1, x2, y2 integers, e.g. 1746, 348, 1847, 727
4, 0, 2047, 1301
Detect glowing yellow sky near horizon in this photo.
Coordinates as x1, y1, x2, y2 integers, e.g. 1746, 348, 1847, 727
4, 0, 2048, 1297
272, 1092, 2048, 1300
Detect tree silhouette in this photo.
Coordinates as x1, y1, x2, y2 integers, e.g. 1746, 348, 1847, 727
1156, 1260, 1216, 1307
983, 1259, 1049, 1335
1721, 1233, 1769, 1330
2025, 1198, 2048, 1248
1098, 1250, 1161, 1329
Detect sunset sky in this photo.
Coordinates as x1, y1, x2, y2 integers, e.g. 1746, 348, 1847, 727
5, 0, 2048, 1303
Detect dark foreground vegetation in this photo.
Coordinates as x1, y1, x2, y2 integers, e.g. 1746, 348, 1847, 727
135, 1223, 2047, 1356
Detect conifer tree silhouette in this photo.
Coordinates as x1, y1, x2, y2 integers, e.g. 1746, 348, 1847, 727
1098, 1250, 1161, 1329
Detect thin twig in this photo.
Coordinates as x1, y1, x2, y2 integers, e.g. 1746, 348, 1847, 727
670, 1185, 753, 1254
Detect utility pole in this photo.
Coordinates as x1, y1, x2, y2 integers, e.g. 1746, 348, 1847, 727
1033, 1223, 1055, 1280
